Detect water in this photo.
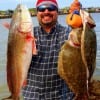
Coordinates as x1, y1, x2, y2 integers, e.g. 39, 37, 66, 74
0, 13, 100, 98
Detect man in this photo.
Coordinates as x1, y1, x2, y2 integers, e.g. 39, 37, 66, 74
22, 0, 74, 99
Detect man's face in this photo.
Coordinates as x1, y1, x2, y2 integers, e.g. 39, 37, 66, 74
37, 4, 58, 26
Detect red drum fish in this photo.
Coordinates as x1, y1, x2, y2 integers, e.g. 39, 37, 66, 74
4, 4, 37, 100
58, 23, 96, 100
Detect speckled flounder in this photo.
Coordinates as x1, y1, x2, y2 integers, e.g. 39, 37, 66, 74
58, 23, 96, 100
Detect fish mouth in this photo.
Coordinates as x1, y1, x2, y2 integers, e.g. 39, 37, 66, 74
68, 33, 81, 48
17, 22, 32, 34
69, 40, 81, 48
73, 42, 81, 47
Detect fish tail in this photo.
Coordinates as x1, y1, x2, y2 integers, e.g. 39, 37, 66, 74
1, 95, 20, 100
1, 95, 12, 100
12, 95, 20, 100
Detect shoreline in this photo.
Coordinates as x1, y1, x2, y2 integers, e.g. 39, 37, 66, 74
0, 12, 100, 19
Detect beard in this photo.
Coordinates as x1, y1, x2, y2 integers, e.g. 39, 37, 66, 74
39, 14, 57, 27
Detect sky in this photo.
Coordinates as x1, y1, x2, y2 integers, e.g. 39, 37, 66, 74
0, 0, 100, 10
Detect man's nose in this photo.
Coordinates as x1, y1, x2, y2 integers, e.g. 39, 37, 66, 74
44, 9, 50, 13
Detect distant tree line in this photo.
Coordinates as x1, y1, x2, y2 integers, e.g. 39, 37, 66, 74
0, 7, 100, 19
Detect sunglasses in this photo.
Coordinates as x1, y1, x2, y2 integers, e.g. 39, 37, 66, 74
37, 4, 58, 12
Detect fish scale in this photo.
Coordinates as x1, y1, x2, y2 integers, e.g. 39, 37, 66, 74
3, 4, 36, 100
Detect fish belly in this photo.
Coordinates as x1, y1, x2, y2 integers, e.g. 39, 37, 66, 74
7, 32, 32, 98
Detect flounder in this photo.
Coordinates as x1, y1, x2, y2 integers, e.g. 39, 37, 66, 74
58, 23, 96, 100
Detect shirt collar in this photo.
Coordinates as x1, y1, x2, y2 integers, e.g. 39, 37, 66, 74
39, 22, 59, 34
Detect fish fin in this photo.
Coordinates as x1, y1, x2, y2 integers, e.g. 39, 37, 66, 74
58, 50, 66, 80
25, 33, 33, 42
1, 95, 12, 100
2, 22, 10, 29
32, 37, 37, 55
81, 23, 96, 80
25, 34, 37, 55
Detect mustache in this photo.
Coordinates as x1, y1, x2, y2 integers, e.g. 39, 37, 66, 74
41, 14, 53, 18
